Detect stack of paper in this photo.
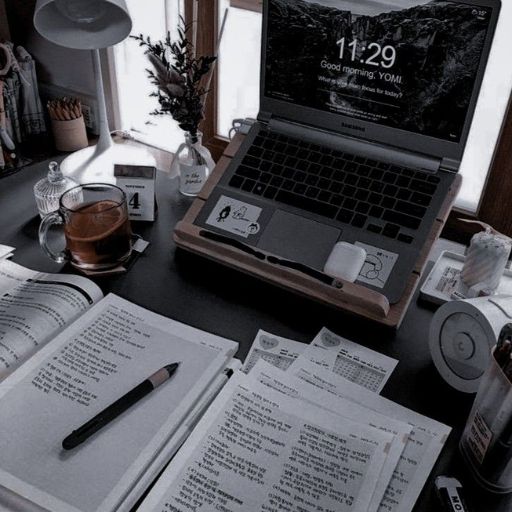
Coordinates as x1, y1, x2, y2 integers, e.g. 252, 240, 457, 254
139, 329, 450, 512
243, 327, 398, 393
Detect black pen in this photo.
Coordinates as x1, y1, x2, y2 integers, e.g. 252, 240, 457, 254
435, 476, 471, 512
62, 363, 180, 450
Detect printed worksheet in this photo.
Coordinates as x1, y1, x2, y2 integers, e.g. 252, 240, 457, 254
293, 327, 398, 392
248, 360, 412, 512
139, 371, 393, 512
290, 358, 452, 512
242, 330, 305, 373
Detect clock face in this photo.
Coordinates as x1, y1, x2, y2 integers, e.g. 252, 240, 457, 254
439, 312, 489, 380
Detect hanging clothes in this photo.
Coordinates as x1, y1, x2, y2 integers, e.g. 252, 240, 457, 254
15, 46, 46, 137
2, 73, 22, 144
0, 42, 22, 144
0, 80, 7, 171
0, 42, 46, 145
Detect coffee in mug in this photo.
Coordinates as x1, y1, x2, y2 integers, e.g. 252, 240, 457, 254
39, 183, 132, 270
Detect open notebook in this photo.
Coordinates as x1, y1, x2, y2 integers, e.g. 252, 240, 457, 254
0, 288, 238, 512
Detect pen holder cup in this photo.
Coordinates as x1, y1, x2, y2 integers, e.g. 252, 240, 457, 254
460, 346, 512, 493
51, 116, 88, 152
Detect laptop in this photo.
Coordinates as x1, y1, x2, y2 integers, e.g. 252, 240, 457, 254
195, 0, 501, 304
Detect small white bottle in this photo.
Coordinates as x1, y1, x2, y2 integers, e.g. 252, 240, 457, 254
33, 161, 79, 217
172, 132, 215, 197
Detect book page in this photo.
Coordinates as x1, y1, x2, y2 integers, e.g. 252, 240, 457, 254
0, 259, 38, 294
292, 327, 398, 392
291, 358, 451, 512
0, 245, 14, 261
242, 330, 306, 373
116, 359, 243, 512
248, 360, 412, 512
0, 294, 237, 512
140, 371, 393, 512
0, 264, 103, 378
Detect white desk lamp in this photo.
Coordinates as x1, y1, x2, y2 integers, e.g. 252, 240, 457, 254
33, 0, 155, 183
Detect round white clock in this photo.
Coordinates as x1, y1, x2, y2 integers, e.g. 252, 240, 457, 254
429, 296, 512, 393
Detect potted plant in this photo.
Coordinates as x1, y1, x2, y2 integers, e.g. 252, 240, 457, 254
132, 17, 217, 196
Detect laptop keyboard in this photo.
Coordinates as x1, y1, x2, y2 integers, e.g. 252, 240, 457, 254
228, 129, 440, 244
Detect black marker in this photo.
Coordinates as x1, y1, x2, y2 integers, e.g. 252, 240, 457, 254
62, 363, 180, 450
435, 476, 471, 512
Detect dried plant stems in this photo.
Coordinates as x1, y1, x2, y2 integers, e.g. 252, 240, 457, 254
131, 16, 217, 138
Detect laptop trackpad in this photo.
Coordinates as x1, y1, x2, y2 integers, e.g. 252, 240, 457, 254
257, 210, 340, 269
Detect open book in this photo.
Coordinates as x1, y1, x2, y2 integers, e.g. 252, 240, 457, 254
0, 259, 239, 512
0, 258, 104, 379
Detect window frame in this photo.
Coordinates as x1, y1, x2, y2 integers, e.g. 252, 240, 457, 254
186, 0, 228, 161
192, 0, 512, 241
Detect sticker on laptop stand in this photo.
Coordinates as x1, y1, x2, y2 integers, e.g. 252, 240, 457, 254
206, 195, 262, 238
354, 242, 398, 289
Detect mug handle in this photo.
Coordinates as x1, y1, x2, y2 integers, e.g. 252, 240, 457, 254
38, 212, 69, 264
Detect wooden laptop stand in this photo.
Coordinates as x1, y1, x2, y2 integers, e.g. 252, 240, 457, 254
174, 134, 461, 327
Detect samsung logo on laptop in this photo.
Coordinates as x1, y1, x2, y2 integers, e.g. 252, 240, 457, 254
341, 122, 366, 133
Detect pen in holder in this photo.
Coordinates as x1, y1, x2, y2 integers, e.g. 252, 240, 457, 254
460, 332, 512, 493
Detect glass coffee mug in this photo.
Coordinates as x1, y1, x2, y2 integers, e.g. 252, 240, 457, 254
39, 183, 132, 270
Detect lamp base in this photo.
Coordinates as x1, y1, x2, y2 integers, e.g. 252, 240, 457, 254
59, 142, 157, 184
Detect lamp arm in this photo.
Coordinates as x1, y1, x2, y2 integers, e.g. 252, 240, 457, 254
92, 48, 113, 153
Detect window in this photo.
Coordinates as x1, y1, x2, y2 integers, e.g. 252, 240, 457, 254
109, 0, 185, 153
216, 1, 261, 138
456, 0, 512, 212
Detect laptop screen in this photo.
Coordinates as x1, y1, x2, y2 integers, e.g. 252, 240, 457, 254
264, 0, 495, 143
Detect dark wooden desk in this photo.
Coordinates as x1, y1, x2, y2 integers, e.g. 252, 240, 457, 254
1, 161, 510, 512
